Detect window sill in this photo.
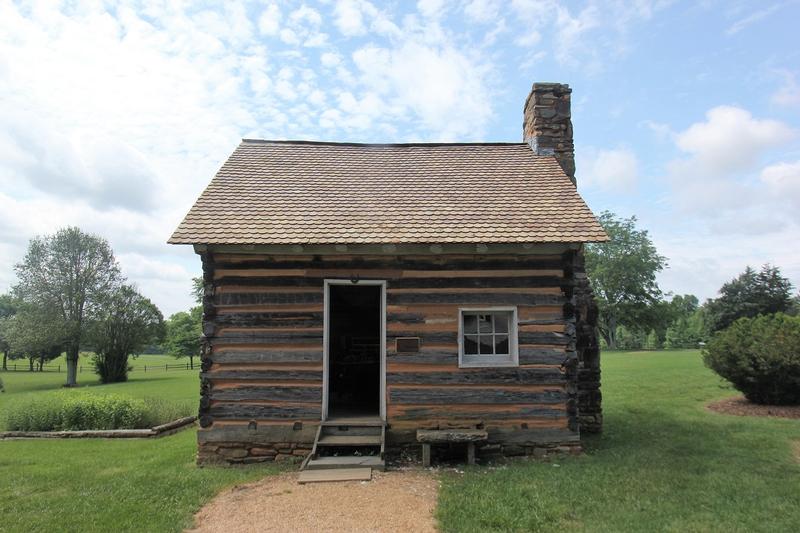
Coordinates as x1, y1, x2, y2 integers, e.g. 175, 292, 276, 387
459, 357, 518, 368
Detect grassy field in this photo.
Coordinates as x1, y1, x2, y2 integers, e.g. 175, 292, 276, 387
0, 353, 198, 408
437, 350, 800, 532
1, 350, 798, 532
0, 355, 279, 532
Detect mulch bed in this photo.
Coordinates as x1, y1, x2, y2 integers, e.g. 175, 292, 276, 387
707, 396, 800, 419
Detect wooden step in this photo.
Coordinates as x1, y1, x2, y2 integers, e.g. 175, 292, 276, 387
306, 455, 385, 471
316, 435, 382, 446
298, 467, 372, 484
321, 418, 385, 427
321, 426, 382, 437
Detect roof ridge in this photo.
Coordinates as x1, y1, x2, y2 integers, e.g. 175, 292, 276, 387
241, 139, 527, 148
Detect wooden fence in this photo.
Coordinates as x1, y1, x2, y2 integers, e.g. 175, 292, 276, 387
0, 363, 197, 373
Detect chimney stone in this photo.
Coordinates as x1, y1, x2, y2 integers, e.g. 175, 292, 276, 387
523, 82, 575, 185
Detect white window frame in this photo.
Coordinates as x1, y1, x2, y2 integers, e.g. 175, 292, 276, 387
458, 306, 519, 368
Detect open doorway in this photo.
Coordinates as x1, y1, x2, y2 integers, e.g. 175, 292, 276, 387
326, 282, 383, 419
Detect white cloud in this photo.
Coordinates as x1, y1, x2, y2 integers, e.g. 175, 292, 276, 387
509, 0, 668, 70
334, 0, 369, 36
760, 160, 800, 213
772, 71, 800, 107
257, 4, 281, 36
553, 4, 600, 66
321, 52, 342, 68
655, 225, 800, 302
464, 0, 500, 23
726, 4, 781, 36
417, 0, 448, 19
279, 28, 300, 45
674, 106, 794, 177
0, 2, 299, 315
658, 106, 798, 242
580, 147, 639, 191
290, 5, 323, 27
351, 41, 492, 139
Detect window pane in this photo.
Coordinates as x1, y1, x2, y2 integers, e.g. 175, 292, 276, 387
494, 313, 509, 333
479, 335, 494, 355
464, 335, 479, 355
478, 314, 493, 333
463, 314, 477, 334
495, 335, 509, 355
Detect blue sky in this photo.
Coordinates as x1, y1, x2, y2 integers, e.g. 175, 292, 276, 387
1, 0, 798, 316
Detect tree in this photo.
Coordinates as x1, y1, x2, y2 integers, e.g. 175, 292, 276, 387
665, 310, 706, 349
164, 307, 202, 370
0, 293, 18, 370
585, 211, 668, 350
705, 264, 794, 333
13, 227, 120, 386
90, 284, 165, 383
3, 304, 65, 371
191, 277, 204, 305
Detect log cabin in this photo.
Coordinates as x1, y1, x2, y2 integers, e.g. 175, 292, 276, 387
169, 82, 607, 469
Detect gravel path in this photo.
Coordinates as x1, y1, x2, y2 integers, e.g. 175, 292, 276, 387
188, 469, 439, 533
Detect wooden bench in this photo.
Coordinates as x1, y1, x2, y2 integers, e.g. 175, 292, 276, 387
416, 429, 488, 467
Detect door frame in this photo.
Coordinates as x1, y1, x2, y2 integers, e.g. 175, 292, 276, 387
322, 279, 387, 421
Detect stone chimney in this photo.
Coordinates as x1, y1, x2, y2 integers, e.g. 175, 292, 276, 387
523, 82, 575, 185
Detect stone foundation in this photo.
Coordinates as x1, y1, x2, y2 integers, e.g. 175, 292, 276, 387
197, 427, 582, 466
387, 440, 582, 466
198, 441, 313, 465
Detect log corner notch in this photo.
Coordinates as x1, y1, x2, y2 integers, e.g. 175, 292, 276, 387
563, 248, 603, 434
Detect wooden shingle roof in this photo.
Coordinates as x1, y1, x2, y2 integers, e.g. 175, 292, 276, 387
169, 140, 608, 245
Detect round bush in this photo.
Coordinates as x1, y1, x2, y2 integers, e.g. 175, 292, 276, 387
703, 313, 800, 405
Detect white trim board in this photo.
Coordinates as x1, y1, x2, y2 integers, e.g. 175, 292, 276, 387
322, 279, 387, 422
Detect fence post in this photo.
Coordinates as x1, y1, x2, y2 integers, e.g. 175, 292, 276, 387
165, 364, 168, 371
144, 365, 147, 372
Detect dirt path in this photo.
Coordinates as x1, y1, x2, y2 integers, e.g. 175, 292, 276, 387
188, 469, 439, 533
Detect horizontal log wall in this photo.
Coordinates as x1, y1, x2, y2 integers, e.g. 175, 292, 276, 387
197, 251, 581, 462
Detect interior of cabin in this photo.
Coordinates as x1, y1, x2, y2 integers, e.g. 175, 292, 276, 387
328, 284, 381, 418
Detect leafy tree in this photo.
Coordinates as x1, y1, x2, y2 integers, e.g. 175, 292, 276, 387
665, 309, 706, 349
90, 285, 165, 383
13, 227, 120, 386
669, 294, 699, 318
585, 211, 667, 350
705, 265, 794, 332
0, 293, 18, 370
164, 307, 202, 369
191, 277, 204, 305
786, 293, 800, 316
3, 304, 65, 371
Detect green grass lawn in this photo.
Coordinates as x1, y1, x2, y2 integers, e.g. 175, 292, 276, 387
0, 429, 280, 532
437, 350, 800, 532
0, 357, 279, 532
0, 353, 198, 409
1, 350, 798, 532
